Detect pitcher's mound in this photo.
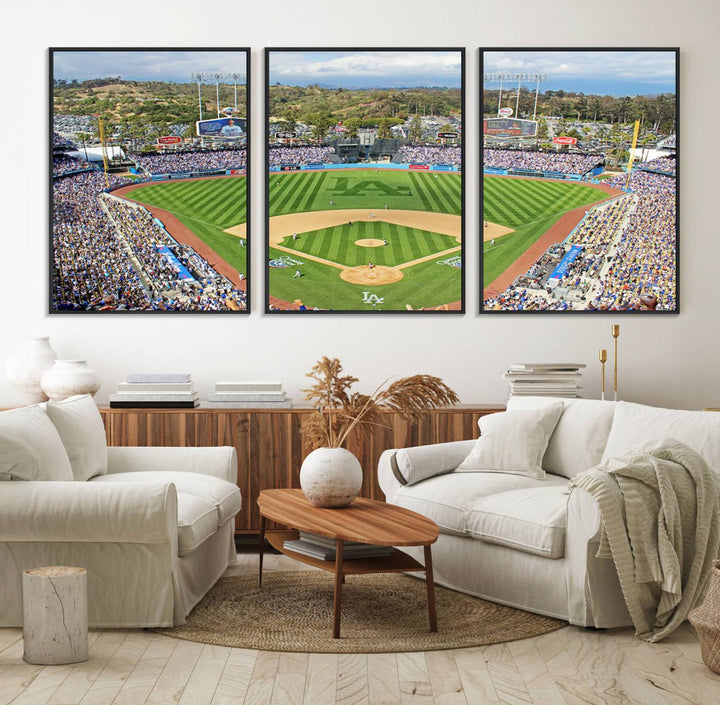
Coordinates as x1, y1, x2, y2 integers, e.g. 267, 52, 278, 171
341, 265, 403, 285
355, 239, 386, 247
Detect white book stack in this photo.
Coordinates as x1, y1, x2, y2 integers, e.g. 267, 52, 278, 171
109, 373, 199, 408
200, 381, 292, 409
502, 363, 586, 400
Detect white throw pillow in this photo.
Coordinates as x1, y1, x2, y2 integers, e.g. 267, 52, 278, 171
602, 401, 720, 476
508, 396, 616, 478
456, 404, 563, 479
45, 395, 108, 481
0, 405, 73, 481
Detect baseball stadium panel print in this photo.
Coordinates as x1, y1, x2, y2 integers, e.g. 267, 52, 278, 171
50, 48, 250, 313
265, 48, 464, 313
481, 49, 679, 313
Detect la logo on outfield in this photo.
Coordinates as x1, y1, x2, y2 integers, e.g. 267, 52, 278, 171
362, 292, 384, 305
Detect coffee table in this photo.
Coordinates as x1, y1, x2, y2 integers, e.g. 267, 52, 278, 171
257, 488, 439, 639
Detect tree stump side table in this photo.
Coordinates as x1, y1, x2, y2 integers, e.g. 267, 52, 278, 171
22, 566, 88, 665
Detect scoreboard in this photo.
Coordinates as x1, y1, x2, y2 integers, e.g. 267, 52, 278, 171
484, 118, 537, 138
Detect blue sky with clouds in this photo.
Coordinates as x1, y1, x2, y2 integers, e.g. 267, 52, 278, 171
53, 50, 247, 83
268, 51, 462, 89
483, 50, 676, 97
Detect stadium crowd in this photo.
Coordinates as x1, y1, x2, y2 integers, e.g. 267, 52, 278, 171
484, 148, 603, 176
268, 145, 336, 166
52, 171, 246, 311
588, 170, 676, 310
484, 167, 676, 311
132, 148, 247, 176
638, 155, 676, 176
53, 153, 95, 177
398, 146, 461, 166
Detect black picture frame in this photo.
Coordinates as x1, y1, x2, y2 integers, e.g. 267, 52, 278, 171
480, 48, 679, 314
265, 47, 465, 314
50, 47, 251, 314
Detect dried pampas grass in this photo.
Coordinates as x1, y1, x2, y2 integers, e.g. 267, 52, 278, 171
302, 356, 458, 450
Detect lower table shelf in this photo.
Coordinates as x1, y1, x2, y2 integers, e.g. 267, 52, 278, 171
264, 529, 425, 575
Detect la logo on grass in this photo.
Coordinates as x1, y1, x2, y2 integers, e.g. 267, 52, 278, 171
362, 292, 384, 305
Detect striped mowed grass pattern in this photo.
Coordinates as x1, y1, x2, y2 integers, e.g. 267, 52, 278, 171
281, 221, 456, 268
126, 176, 248, 275
269, 170, 461, 217
482, 176, 610, 287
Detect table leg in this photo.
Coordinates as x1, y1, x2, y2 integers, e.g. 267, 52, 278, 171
424, 544, 438, 633
332, 539, 344, 639
258, 515, 266, 588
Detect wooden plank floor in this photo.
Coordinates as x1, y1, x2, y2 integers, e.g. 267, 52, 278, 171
1, 554, 718, 704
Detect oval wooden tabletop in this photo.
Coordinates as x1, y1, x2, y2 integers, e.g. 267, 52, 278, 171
258, 489, 438, 546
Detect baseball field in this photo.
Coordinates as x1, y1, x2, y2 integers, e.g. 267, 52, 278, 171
482, 176, 621, 290
266, 169, 462, 311
118, 176, 248, 279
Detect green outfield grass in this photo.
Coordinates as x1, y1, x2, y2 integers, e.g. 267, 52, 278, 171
269, 170, 461, 217
482, 176, 609, 288
124, 176, 248, 276
268, 169, 462, 310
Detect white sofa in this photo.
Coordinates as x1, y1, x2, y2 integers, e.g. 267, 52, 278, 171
378, 397, 720, 628
0, 395, 241, 628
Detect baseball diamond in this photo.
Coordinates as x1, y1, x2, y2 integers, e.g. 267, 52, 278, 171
266, 169, 462, 311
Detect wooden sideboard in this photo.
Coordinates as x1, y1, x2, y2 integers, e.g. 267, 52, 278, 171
99, 405, 504, 533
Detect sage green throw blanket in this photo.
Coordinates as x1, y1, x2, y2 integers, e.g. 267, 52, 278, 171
571, 438, 720, 641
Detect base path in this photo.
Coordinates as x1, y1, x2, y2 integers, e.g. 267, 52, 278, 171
259, 209, 462, 245
483, 222, 515, 242
483, 181, 625, 302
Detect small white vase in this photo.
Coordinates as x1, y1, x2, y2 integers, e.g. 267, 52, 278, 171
40, 360, 101, 402
5, 337, 58, 402
300, 447, 363, 508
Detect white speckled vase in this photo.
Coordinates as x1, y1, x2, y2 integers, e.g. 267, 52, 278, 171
4, 337, 58, 402
40, 360, 101, 402
300, 447, 363, 508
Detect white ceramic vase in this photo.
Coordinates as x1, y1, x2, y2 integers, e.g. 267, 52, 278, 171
40, 360, 101, 402
299, 447, 363, 508
4, 337, 58, 402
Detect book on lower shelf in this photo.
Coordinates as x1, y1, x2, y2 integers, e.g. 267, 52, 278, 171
283, 534, 393, 561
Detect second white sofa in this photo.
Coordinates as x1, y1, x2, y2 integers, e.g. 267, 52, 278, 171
378, 397, 720, 628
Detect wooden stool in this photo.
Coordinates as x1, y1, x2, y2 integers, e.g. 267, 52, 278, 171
22, 566, 88, 665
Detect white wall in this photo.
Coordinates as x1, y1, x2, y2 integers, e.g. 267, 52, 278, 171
1, 0, 718, 410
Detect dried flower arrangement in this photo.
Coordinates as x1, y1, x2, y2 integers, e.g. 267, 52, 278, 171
302, 356, 459, 450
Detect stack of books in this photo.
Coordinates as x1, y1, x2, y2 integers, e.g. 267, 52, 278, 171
503, 363, 586, 399
283, 531, 393, 561
200, 381, 291, 408
109, 373, 199, 408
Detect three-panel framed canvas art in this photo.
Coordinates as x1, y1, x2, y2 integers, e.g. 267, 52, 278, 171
50, 47, 678, 314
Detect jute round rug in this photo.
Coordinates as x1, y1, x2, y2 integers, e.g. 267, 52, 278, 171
155, 571, 566, 653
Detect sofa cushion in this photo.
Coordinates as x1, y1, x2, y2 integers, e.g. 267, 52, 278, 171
392, 440, 476, 486
466, 486, 570, 558
176, 492, 220, 556
91, 471, 241, 525
508, 396, 616, 478
393, 471, 568, 536
45, 395, 108, 481
456, 404, 563, 479
601, 402, 720, 476
0, 405, 73, 481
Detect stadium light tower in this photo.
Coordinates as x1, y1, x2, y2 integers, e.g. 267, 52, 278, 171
484, 72, 548, 121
